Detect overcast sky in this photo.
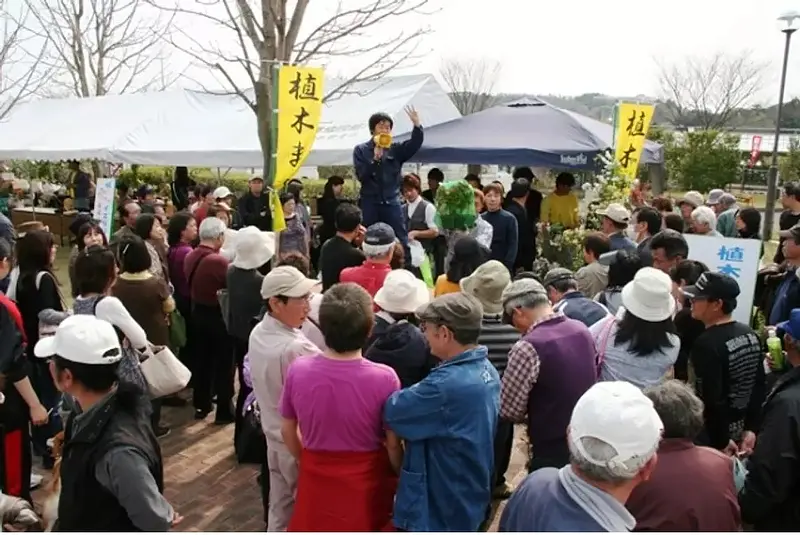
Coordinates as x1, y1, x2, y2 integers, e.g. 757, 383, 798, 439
6, 0, 800, 105
412, 0, 800, 103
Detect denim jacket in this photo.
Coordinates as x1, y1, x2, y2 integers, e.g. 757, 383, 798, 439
384, 345, 500, 531
352, 126, 423, 204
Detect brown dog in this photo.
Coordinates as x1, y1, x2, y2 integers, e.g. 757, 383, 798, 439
41, 431, 64, 532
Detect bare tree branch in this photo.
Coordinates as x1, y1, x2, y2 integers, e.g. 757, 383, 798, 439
655, 51, 768, 129
439, 57, 501, 115
147, 0, 434, 178
22, 0, 175, 96
0, 5, 52, 120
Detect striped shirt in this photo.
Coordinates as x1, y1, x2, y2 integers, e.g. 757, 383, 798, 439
478, 313, 520, 377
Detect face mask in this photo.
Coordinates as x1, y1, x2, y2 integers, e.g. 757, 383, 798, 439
626, 225, 639, 241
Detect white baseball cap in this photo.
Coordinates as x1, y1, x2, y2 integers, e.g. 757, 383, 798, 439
34, 315, 123, 365
260, 266, 320, 299
569, 381, 663, 468
213, 186, 234, 200
596, 203, 631, 224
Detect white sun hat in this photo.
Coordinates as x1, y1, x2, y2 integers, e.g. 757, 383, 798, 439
620, 266, 675, 322
232, 226, 275, 270
374, 269, 430, 314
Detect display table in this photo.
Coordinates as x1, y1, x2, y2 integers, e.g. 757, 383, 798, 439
11, 207, 80, 245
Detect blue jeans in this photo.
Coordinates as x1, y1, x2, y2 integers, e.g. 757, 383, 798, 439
359, 200, 409, 265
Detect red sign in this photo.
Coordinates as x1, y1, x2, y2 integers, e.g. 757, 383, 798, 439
748, 135, 762, 168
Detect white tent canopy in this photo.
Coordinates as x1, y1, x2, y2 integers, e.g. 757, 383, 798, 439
0, 74, 461, 167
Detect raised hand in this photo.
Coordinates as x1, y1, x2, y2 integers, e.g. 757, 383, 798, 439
404, 105, 420, 127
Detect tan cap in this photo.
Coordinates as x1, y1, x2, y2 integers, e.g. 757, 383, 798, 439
597, 203, 631, 224
416, 292, 483, 332
260, 266, 320, 299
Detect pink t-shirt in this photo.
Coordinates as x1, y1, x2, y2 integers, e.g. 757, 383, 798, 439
279, 354, 401, 452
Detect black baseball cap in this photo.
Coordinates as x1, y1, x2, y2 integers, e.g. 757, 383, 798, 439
682, 271, 740, 301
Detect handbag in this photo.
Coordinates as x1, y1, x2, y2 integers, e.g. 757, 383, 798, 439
168, 309, 187, 350
140, 346, 192, 398
235, 402, 267, 465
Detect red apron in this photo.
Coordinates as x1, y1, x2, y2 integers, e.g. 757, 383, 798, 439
288, 448, 397, 532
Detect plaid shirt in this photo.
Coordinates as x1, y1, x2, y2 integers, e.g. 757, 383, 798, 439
499, 313, 562, 423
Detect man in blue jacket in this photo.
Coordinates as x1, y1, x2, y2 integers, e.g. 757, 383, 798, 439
352, 107, 423, 263
384, 292, 500, 532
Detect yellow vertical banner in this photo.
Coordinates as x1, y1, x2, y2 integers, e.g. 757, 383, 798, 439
269, 189, 286, 232
274, 66, 324, 190
613, 102, 655, 179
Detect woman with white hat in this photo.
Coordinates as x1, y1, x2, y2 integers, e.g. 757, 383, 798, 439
365, 269, 434, 387
589, 267, 681, 389
226, 226, 274, 445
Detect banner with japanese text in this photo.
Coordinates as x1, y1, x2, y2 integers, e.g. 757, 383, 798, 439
274, 66, 324, 191
683, 234, 760, 325
613, 102, 655, 178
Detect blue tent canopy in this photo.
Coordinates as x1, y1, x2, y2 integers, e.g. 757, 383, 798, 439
396, 97, 663, 170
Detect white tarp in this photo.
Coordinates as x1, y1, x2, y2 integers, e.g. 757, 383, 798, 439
0, 74, 461, 167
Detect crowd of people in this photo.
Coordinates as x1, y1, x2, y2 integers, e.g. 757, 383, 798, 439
0, 109, 799, 532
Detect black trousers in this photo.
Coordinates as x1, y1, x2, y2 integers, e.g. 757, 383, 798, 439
151, 398, 162, 429
233, 338, 250, 445
174, 292, 197, 384
493, 419, 515, 487
527, 448, 570, 474
191, 304, 235, 418
260, 458, 270, 526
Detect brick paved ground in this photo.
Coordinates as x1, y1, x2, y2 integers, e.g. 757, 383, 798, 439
32, 402, 529, 532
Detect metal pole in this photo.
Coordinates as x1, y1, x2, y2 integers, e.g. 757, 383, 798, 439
763, 28, 796, 242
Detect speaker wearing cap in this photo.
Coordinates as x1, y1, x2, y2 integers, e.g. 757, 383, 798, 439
34, 314, 177, 531
500, 381, 662, 532
385, 292, 500, 531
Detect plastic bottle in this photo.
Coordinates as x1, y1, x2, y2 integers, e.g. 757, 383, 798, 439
766, 327, 784, 371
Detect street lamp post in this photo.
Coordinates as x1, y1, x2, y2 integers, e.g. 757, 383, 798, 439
764, 11, 800, 242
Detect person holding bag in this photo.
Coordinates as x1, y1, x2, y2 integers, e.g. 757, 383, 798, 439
111, 236, 175, 438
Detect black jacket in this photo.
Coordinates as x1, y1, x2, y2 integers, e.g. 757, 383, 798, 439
58, 387, 163, 532
237, 192, 271, 231
364, 317, 436, 388
739, 366, 800, 531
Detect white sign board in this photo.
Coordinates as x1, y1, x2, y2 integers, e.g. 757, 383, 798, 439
684, 235, 761, 325
92, 178, 117, 239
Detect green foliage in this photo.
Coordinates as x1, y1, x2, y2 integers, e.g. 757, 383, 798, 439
666, 130, 741, 191
8, 161, 72, 183
317, 166, 354, 179
779, 138, 800, 183
434, 179, 476, 230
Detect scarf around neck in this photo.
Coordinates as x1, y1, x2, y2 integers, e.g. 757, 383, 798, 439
558, 465, 636, 532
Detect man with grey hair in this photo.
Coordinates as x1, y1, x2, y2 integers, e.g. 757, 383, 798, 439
715, 193, 740, 237
690, 205, 723, 237
340, 222, 395, 298
499, 278, 597, 473
543, 267, 610, 328
500, 381, 662, 532
184, 216, 235, 423
626, 380, 742, 531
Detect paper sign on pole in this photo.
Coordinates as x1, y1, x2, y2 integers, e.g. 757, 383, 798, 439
93, 178, 117, 239
613, 102, 655, 178
683, 235, 761, 325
